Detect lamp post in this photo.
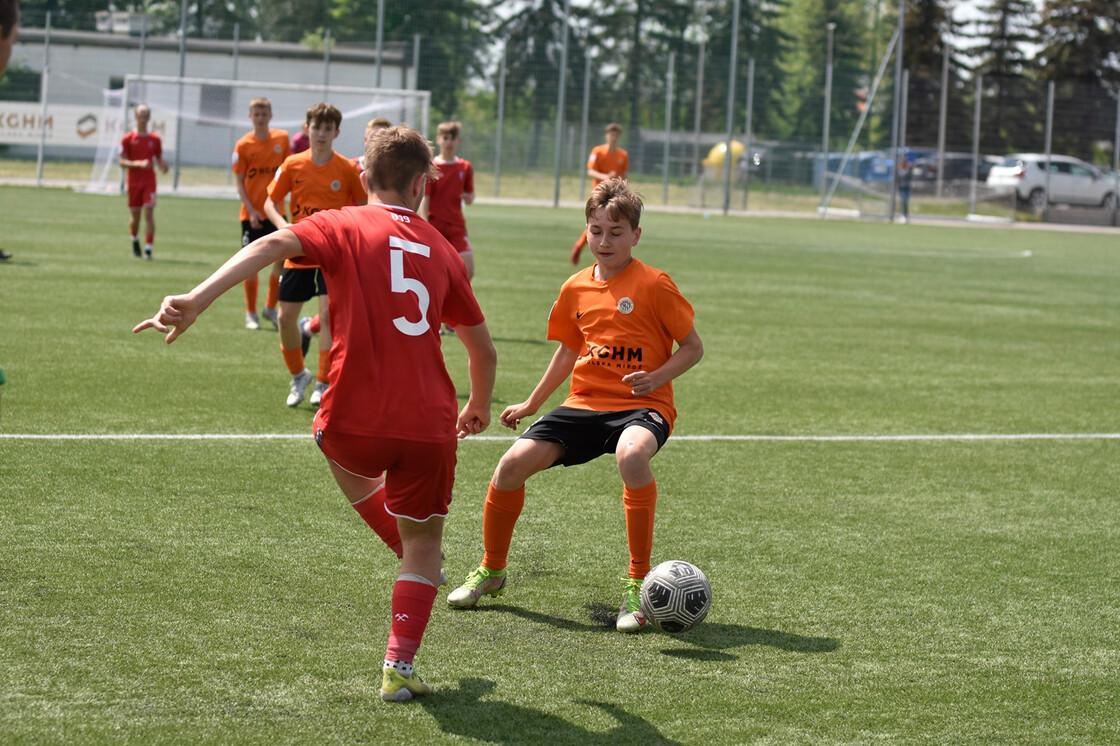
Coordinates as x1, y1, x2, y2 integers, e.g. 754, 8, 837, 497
819, 22, 836, 215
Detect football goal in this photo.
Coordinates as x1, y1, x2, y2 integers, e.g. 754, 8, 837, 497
87, 75, 431, 197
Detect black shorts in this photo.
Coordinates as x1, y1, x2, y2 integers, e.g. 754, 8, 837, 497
241, 219, 278, 247
521, 406, 670, 468
278, 266, 327, 303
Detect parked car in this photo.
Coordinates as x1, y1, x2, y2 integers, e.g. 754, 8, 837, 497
986, 154, 1118, 212
911, 153, 1000, 184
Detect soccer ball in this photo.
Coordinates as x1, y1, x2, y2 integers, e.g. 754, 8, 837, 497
640, 560, 712, 633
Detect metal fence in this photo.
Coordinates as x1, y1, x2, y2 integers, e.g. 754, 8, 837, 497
3, 3, 1118, 225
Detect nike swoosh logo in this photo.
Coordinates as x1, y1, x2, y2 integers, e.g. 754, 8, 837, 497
575, 311, 583, 319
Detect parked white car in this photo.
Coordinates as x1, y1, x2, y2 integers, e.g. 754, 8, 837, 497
986, 154, 1118, 213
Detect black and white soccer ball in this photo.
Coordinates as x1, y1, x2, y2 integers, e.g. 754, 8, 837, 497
640, 560, 712, 633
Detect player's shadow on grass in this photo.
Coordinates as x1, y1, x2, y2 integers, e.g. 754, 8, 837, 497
474, 603, 609, 633
418, 677, 684, 746
663, 622, 839, 658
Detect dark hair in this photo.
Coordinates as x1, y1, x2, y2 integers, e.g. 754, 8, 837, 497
585, 177, 642, 229
305, 102, 342, 130
0, 0, 17, 39
437, 121, 461, 139
364, 125, 439, 195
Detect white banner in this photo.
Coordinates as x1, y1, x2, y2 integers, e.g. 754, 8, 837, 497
0, 101, 176, 148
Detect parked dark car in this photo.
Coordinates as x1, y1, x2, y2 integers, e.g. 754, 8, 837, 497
911, 153, 1000, 184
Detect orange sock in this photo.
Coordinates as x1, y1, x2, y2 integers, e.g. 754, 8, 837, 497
281, 345, 304, 375
244, 277, 259, 314
266, 273, 280, 309
570, 230, 588, 264
482, 482, 525, 572
317, 349, 330, 384
623, 480, 658, 579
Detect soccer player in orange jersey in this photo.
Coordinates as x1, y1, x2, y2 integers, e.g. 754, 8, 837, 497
419, 121, 476, 280
135, 124, 497, 703
571, 123, 629, 265
449, 178, 704, 633
264, 103, 365, 408
232, 97, 290, 330
119, 104, 169, 260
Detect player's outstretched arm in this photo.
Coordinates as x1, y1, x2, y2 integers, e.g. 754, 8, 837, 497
133, 230, 304, 343
622, 326, 704, 397
499, 344, 578, 430
454, 321, 497, 439
263, 199, 289, 230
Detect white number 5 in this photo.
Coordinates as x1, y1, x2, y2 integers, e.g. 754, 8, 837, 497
389, 236, 431, 336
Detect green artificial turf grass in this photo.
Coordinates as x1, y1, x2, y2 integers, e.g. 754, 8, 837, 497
1, 185, 1118, 743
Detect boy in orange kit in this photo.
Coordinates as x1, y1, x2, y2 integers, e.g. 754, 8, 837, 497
264, 103, 365, 407
571, 123, 628, 264
119, 104, 169, 260
232, 97, 290, 329
448, 178, 704, 633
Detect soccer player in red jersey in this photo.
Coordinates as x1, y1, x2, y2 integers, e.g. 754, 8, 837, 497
134, 124, 498, 703
420, 121, 476, 280
119, 104, 169, 260
264, 103, 365, 408
232, 97, 290, 330
571, 123, 628, 265
448, 178, 703, 633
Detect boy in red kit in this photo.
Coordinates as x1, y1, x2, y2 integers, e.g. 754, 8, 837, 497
420, 121, 476, 279
571, 123, 628, 265
232, 97, 290, 330
119, 104, 169, 260
264, 103, 365, 408
134, 125, 498, 703
448, 178, 703, 633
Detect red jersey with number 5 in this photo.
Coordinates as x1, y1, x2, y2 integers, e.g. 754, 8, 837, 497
287, 203, 485, 441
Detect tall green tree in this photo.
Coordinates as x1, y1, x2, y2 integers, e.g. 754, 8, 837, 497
963, 0, 1040, 153
1034, 0, 1120, 161
896, 0, 965, 149
779, 0, 869, 146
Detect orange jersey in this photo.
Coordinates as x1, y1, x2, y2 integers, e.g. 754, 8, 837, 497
588, 144, 629, 187
547, 258, 695, 430
232, 128, 290, 221
268, 150, 366, 268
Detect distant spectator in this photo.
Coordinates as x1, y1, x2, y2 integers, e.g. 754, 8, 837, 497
291, 130, 310, 154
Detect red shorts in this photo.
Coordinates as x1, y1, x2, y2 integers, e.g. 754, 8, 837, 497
433, 222, 471, 254
314, 421, 458, 522
127, 181, 157, 209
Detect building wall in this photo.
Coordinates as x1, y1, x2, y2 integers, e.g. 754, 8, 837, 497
8, 29, 413, 107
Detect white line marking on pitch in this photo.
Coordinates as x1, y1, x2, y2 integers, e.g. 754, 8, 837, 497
1, 433, 1117, 442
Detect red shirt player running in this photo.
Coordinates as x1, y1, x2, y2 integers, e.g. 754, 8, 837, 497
420, 121, 476, 280
134, 125, 498, 704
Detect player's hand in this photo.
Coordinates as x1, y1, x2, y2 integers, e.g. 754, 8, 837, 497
499, 402, 536, 430
249, 210, 264, 229
456, 400, 492, 439
132, 293, 201, 344
622, 370, 658, 397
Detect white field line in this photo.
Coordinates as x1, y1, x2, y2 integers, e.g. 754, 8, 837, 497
1, 433, 1118, 442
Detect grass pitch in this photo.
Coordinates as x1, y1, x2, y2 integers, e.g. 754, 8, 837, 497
0, 185, 1118, 744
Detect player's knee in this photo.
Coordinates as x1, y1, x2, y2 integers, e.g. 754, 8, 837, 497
615, 441, 653, 480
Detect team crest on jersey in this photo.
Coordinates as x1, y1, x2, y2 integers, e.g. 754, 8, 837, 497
617, 297, 634, 314
647, 411, 665, 426
330, 179, 341, 191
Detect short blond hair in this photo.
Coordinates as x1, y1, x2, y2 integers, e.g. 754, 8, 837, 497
364, 125, 440, 195
249, 97, 272, 113
367, 117, 392, 131
585, 177, 642, 229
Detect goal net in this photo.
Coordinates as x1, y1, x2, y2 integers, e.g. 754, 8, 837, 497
87, 75, 431, 197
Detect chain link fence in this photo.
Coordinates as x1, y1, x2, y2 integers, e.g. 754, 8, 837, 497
3, 4, 1118, 225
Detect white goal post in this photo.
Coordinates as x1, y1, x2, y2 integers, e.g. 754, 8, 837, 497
87, 75, 431, 197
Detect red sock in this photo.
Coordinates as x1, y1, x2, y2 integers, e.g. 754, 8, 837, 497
244, 277, 259, 314
623, 480, 658, 579
309, 314, 321, 334
145, 232, 154, 245
482, 482, 525, 572
351, 484, 402, 557
384, 578, 438, 664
